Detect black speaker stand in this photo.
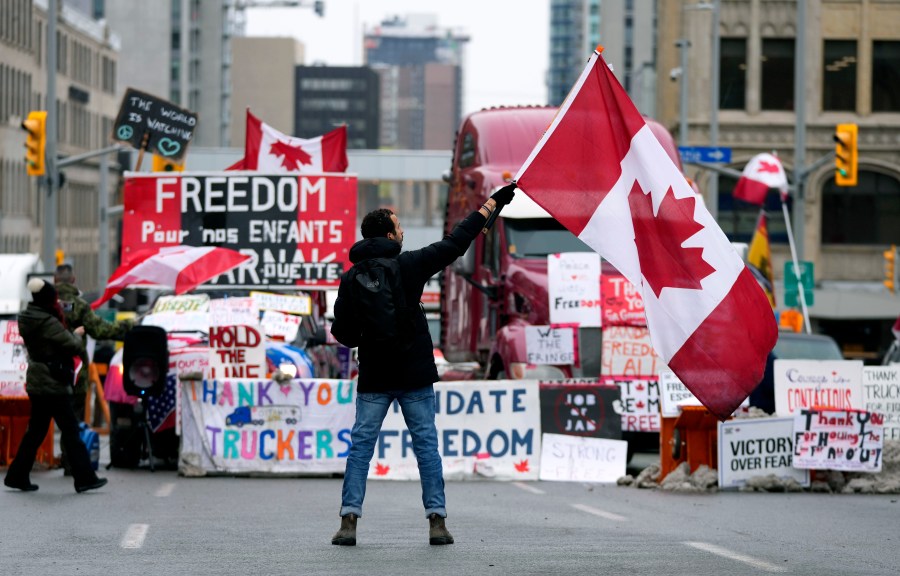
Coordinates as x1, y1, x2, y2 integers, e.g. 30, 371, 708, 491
133, 397, 156, 472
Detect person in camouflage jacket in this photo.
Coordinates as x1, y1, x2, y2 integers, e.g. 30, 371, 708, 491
55, 264, 133, 396
3, 278, 107, 493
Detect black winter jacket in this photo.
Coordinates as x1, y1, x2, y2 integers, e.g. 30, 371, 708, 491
332, 209, 486, 392
17, 302, 86, 396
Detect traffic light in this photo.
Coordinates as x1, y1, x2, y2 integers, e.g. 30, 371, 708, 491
55, 249, 65, 267
314, 0, 324, 17
885, 244, 897, 294
152, 154, 184, 172
22, 110, 47, 176
834, 123, 858, 187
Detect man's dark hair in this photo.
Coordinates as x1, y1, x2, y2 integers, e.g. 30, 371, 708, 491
55, 263, 76, 284
361, 208, 395, 239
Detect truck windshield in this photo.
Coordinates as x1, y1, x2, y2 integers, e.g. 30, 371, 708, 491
504, 218, 592, 258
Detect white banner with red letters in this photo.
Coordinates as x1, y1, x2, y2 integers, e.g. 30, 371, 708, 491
121, 172, 357, 288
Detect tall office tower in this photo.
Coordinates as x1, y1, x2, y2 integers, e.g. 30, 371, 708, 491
99, 0, 240, 146
295, 66, 380, 149
364, 14, 469, 150
548, 0, 657, 115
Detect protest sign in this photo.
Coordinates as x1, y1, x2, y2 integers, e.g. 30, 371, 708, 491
121, 172, 357, 288
539, 433, 627, 483
601, 274, 646, 327
0, 320, 27, 397
250, 291, 312, 315
179, 378, 356, 475
601, 326, 661, 377
547, 253, 601, 327
774, 360, 863, 416
862, 366, 900, 441
113, 88, 197, 161
208, 324, 266, 380
374, 380, 541, 481
658, 370, 701, 417
602, 376, 660, 432
525, 326, 575, 365
717, 418, 809, 489
260, 309, 302, 342
209, 297, 259, 327
793, 408, 884, 472
538, 379, 621, 438
152, 294, 210, 314
142, 294, 211, 333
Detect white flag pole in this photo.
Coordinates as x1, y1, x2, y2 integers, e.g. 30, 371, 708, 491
780, 198, 811, 334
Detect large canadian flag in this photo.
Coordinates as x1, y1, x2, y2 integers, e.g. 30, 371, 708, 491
238, 110, 348, 173
515, 49, 777, 419
732, 152, 789, 206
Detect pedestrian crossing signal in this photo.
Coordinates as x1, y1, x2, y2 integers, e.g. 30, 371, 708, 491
834, 123, 858, 187
22, 111, 47, 176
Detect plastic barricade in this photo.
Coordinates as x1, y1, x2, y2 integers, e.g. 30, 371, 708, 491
659, 405, 719, 478
0, 398, 57, 468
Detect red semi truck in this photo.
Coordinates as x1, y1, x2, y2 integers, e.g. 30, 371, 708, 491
439, 106, 691, 382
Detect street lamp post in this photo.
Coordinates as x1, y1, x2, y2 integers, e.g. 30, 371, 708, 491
675, 39, 690, 148
708, 0, 720, 219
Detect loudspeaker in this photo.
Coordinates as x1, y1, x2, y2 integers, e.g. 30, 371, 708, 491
123, 325, 169, 397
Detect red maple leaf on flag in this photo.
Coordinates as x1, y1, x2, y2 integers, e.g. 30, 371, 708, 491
756, 161, 781, 174
629, 182, 715, 298
374, 462, 390, 476
514, 459, 530, 473
635, 400, 645, 409
635, 383, 645, 391
269, 140, 313, 170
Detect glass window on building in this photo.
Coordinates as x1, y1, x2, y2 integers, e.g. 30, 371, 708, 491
716, 174, 791, 244
720, 38, 747, 109
872, 41, 900, 112
823, 40, 857, 111
821, 171, 900, 244
761, 39, 794, 111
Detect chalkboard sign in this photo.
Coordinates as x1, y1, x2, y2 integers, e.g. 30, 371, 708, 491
112, 88, 198, 161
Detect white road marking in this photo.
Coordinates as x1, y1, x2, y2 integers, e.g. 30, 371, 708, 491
684, 541, 788, 573
120, 524, 149, 549
154, 482, 176, 497
512, 482, 545, 495
570, 503, 626, 521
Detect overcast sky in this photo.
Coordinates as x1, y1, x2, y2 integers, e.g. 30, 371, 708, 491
244, 0, 550, 115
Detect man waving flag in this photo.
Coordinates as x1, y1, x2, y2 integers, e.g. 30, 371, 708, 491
515, 47, 777, 420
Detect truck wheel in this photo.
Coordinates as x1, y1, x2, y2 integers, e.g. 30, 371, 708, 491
672, 429, 683, 461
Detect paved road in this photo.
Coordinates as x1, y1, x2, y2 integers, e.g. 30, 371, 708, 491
2, 461, 898, 576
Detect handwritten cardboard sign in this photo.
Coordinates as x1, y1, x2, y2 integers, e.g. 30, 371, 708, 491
793, 408, 884, 472
539, 433, 627, 483
773, 359, 863, 416
0, 320, 27, 397
113, 88, 197, 160
862, 366, 900, 441
209, 297, 259, 327
547, 253, 601, 327
658, 369, 702, 417
717, 417, 809, 489
260, 309, 302, 342
601, 326, 661, 377
207, 325, 266, 380
525, 326, 575, 365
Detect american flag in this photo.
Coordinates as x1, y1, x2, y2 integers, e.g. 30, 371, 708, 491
147, 373, 177, 432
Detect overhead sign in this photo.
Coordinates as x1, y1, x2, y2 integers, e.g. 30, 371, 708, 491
121, 172, 357, 288
678, 146, 732, 164
784, 260, 814, 307
717, 417, 809, 489
113, 88, 198, 161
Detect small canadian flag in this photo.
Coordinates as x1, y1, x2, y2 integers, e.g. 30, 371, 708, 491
229, 110, 348, 173
733, 152, 789, 206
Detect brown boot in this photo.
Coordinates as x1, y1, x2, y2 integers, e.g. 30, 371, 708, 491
331, 513, 357, 546
428, 513, 454, 545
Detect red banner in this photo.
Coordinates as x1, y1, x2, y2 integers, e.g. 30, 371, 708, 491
601, 274, 646, 327
122, 173, 357, 288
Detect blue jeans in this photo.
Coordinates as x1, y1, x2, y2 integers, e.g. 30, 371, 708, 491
340, 385, 446, 519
